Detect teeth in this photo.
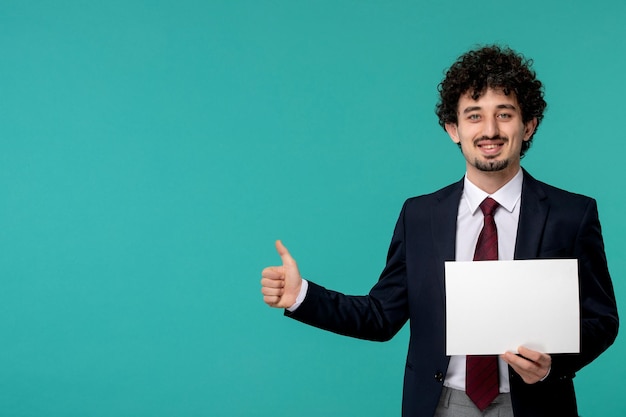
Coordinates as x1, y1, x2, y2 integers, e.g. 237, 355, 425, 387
481, 144, 499, 149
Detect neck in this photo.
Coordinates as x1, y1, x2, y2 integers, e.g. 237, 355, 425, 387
466, 165, 521, 194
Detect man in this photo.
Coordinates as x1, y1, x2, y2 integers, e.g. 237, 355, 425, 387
260, 45, 618, 417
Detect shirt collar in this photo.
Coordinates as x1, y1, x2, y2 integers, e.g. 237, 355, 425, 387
463, 168, 523, 215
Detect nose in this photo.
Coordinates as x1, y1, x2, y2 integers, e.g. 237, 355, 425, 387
482, 116, 499, 138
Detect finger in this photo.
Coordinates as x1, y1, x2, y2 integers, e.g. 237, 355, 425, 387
501, 351, 537, 371
261, 266, 285, 280
261, 277, 285, 288
517, 346, 549, 365
500, 351, 523, 367
517, 346, 539, 360
275, 240, 295, 266
261, 286, 284, 297
263, 295, 280, 306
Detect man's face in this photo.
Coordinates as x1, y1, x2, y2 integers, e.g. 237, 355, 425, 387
445, 88, 537, 182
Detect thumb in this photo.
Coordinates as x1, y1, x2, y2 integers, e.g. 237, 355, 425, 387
272, 240, 302, 308
275, 240, 295, 266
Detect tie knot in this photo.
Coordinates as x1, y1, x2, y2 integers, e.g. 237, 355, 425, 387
480, 197, 499, 216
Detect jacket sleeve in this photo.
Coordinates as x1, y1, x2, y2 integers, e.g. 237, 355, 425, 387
285, 201, 411, 342
548, 198, 619, 380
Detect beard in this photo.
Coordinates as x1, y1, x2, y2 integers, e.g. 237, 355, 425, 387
473, 157, 510, 172
470, 135, 511, 172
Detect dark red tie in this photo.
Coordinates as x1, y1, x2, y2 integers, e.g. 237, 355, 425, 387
466, 197, 500, 411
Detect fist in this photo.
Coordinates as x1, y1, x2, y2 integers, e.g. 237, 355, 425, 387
261, 240, 302, 308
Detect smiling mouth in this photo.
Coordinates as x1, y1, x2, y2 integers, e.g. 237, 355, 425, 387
478, 143, 502, 150
475, 136, 507, 152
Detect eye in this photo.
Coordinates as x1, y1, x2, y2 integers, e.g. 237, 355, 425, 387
468, 114, 481, 121
497, 113, 512, 119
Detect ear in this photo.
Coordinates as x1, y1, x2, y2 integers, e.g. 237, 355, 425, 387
523, 117, 538, 141
445, 123, 460, 144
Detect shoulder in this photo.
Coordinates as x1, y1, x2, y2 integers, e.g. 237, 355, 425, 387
403, 178, 464, 209
522, 170, 596, 206
395, 179, 464, 227
521, 170, 600, 229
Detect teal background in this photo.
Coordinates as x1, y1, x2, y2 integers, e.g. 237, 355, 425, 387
1, 1, 624, 416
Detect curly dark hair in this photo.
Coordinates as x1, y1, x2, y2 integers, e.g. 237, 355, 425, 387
435, 45, 547, 156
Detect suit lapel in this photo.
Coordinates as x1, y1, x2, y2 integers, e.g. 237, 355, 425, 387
430, 179, 463, 306
515, 170, 549, 259
432, 178, 463, 263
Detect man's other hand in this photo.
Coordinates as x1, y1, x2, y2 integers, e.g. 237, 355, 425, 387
261, 240, 302, 309
501, 346, 552, 384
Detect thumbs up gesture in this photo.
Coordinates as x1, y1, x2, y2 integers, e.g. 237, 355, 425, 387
261, 240, 303, 309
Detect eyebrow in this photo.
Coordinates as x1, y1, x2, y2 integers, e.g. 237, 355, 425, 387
462, 104, 517, 114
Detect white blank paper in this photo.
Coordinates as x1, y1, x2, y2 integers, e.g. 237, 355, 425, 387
445, 259, 579, 355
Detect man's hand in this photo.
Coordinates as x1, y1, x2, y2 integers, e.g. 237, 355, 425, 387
501, 346, 552, 384
260, 240, 303, 309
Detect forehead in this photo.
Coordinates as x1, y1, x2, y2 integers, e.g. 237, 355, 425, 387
458, 88, 520, 112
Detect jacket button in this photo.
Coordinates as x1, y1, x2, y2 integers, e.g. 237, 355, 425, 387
434, 371, 444, 382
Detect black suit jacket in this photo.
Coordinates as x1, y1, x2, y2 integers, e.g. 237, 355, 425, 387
288, 170, 619, 417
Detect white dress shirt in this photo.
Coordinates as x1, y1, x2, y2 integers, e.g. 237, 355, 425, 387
444, 168, 523, 393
